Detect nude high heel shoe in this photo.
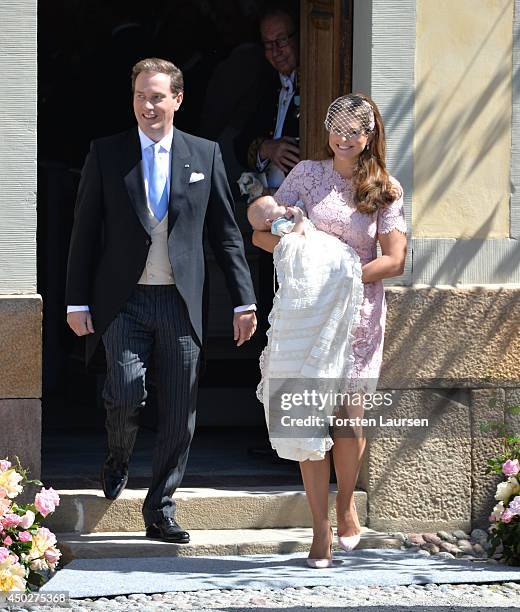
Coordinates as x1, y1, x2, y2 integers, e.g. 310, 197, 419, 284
337, 531, 361, 552
306, 528, 333, 568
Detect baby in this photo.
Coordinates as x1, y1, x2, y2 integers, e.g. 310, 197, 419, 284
247, 195, 307, 237
247, 193, 364, 463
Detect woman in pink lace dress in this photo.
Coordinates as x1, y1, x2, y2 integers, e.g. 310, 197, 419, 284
252, 93, 407, 567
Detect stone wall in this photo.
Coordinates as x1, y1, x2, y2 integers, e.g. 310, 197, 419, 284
359, 287, 520, 531
0, 297, 42, 478
0, 1, 40, 477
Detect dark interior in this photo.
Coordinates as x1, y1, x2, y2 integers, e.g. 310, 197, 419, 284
37, 1, 300, 485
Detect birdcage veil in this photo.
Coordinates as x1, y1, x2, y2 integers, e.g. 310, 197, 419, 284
324, 95, 375, 137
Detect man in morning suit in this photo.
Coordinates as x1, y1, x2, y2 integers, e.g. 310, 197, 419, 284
234, 3, 300, 342
234, 3, 300, 191
66, 58, 257, 543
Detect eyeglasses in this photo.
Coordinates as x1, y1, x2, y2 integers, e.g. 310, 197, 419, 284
262, 31, 296, 51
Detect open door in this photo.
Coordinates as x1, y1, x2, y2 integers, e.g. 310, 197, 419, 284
300, 0, 354, 159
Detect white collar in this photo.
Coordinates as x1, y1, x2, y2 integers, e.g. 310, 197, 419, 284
138, 127, 174, 152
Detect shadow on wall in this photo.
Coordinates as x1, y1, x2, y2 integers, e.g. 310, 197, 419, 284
379, 0, 518, 285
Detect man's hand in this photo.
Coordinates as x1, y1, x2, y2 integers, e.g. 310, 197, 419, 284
233, 311, 257, 347
259, 137, 299, 173
67, 311, 95, 336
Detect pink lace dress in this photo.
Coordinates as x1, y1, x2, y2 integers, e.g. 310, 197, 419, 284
275, 158, 407, 381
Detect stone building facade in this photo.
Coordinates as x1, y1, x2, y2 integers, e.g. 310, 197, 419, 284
0, 0, 518, 531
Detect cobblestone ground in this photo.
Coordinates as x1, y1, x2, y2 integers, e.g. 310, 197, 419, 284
1, 583, 520, 611
2, 530, 518, 611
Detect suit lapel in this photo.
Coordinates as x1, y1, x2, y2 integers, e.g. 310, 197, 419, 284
169, 127, 192, 235
122, 129, 153, 234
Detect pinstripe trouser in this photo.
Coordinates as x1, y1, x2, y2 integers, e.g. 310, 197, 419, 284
102, 284, 201, 525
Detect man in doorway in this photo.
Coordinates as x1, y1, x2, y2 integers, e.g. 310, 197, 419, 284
234, 2, 300, 191
234, 2, 300, 340
234, 3, 300, 461
66, 58, 257, 543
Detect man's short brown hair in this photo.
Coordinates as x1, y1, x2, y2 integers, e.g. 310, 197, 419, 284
131, 58, 184, 94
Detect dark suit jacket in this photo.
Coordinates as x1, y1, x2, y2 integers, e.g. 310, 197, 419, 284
233, 65, 300, 171
66, 127, 256, 365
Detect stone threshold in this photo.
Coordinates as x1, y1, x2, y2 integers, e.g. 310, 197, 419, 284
56, 527, 400, 565
45, 487, 368, 533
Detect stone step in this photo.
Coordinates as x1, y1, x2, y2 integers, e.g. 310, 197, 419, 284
57, 527, 401, 565
46, 488, 367, 533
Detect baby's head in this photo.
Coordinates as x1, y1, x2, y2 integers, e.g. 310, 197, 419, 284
247, 195, 288, 231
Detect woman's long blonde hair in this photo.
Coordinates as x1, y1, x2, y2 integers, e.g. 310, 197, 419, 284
324, 93, 399, 215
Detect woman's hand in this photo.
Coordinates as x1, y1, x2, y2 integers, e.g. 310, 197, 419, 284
361, 230, 407, 283
252, 230, 281, 253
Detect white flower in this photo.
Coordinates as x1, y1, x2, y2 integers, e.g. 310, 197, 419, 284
495, 476, 520, 502
489, 501, 505, 521
27, 528, 57, 562
29, 558, 47, 571
237, 172, 267, 203
0, 469, 23, 499
0, 555, 26, 591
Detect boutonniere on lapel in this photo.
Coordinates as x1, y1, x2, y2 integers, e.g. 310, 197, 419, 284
189, 171, 205, 183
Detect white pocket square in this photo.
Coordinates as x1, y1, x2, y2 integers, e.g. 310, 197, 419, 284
189, 172, 205, 183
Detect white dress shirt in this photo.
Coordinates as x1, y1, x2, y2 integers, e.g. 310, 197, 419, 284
256, 70, 296, 189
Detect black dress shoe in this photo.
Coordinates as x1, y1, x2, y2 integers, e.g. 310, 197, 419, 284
101, 458, 128, 500
146, 517, 190, 543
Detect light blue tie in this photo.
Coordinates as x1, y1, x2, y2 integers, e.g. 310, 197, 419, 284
148, 143, 168, 222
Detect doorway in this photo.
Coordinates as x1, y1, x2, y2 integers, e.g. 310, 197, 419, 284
37, 0, 352, 485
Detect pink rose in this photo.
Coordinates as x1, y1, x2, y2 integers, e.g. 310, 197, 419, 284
1, 513, 22, 529
0, 496, 11, 518
0, 460, 11, 472
3, 536, 12, 546
501, 508, 513, 523
509, 495, 520, 516
34, 487, 60, 518
19, 510, 35, 529
18, 531, 32, 542
502, 459, 520, 477
44, 546, 61, 567
0, 546, 10, 562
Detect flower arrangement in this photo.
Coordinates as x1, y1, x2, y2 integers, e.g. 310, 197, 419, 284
486, 432, 520, 565
237, 171, 268, 203
0, 458, 61, 591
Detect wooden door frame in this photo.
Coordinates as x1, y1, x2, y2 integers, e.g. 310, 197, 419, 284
300, 0, 354, 159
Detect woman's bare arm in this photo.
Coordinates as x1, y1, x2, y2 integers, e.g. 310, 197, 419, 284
361, 230, 407, 283
252, 231, 281, 253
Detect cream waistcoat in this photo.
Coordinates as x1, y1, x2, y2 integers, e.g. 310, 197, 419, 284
138, 215, 175, 285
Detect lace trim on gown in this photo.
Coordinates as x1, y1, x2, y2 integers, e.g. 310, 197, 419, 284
257, 221, 364, 462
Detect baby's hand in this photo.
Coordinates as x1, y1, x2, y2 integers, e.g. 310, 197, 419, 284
286, 206, 304, 222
